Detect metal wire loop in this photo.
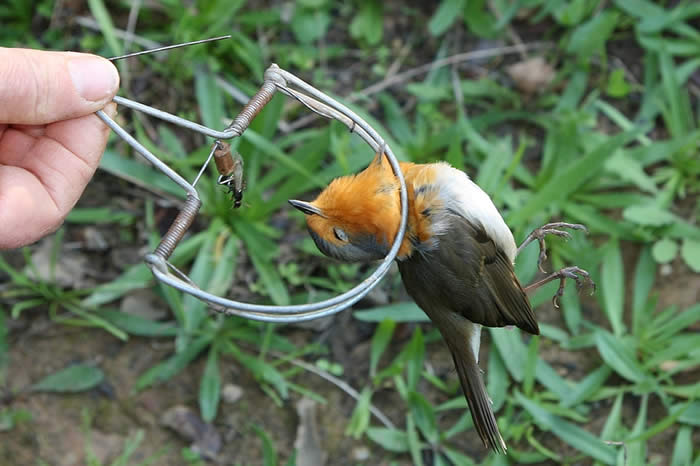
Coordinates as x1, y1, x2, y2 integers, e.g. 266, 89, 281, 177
98, 63, 408, 322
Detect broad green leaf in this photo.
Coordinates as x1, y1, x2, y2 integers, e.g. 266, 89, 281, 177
157, 125, 187, 159
627, 400, 690, 443
354, 302, 429, 322
200, 348, 221, 423
234, 221, 289, 306
561, 365, 612, 407
226, 345, 288, 400
677, 401, 700, 426
647, 304, 700, 342
195, 66, 226, 131
601, 394, 624, 440
680, 239, 700, 272
627, 395, 648, 465
652, 238, 678, 264
86, 0, 121, 56
251, 424, 278, 466
508, 128, 642, 226
632, 246, 656, 336
32, 365, 104, 393
429, 0, 465, 36
405, 83, 451, 102
179, 231, 218, 347
379, 94, 414, 144
490, 329, 524, 381
523, 335, 539, 396
670, 426, 693, 466
408, 391, 438, 444
491, 329, 569, 398
99, 150, 186, 200
604, 153, 657, 194
623, 205, 678, 227
242, 129, 325, 187
463, 0, 498, 38
567, 11, 619, 60
95, 309, 178, 337
0, 310, 6, 385
207, 234, 239, 297
370, 320, 396, 377
65, 208, 135, 225
345, 387, 372, 438
594, 331, 647, 383
516, 392, 617, 464
601, 240, 625, 336
659, 49, 695, 137
291, 7, 330, 44
406, 413, 424, 466
442, 447, 477, 466
349, 0, 383, 45
563, 204, 640, 239
405, 328, 425, 391
606, 69, 631, 98
366, 427, 410, 452
553, 0, 589, 25
555, 69, 588, 112
487, 348, 508, 412
135, 337, 210, 391
297, 0, 326, 7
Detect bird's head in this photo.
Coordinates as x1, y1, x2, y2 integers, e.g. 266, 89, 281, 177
289, 153, 401, 262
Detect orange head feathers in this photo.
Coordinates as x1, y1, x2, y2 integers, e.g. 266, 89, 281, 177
289, 153, 404, 262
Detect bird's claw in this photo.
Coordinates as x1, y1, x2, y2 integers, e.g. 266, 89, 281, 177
518, 222, 588, 273
551, 266, 596, 308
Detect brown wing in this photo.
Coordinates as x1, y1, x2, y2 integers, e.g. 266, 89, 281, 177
398, 214, 539, 335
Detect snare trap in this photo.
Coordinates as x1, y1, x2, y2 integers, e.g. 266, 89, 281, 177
100, 37, 409, 323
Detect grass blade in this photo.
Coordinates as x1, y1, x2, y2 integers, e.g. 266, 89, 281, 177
516, 391, 617, 464
32, 364, 104, 393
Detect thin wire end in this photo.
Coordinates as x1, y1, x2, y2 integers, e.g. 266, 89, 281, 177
108, 35, 232, 61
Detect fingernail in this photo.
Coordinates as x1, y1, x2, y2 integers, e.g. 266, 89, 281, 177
69, 56, 119, 102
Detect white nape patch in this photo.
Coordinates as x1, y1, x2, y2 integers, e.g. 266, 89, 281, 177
432, 163, 517, 262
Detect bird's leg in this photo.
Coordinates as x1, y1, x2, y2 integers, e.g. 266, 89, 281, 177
517, 222, 588, 273
518, 223, 595, 306
524, 266, 596, 308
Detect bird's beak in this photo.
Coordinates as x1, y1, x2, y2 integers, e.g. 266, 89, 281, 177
288, 199, 325, 217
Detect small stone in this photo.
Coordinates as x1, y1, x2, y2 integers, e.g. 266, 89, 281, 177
507, 56, 555, 95
25, 239, 88, 288
82, 227, 109, 251
352, 446, 370, 461
120, 289, 167, 321
161, 405, 221, 460
222, 384, 244, 404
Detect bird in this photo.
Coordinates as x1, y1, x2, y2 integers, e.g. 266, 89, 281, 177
289, 151, 586, 453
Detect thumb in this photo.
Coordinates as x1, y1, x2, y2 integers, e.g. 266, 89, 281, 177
0, 48, 120, 125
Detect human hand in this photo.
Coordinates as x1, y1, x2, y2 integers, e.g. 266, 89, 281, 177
0, 48, 120, 249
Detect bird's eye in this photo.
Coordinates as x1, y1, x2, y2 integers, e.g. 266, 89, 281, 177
333, 227, 349, 242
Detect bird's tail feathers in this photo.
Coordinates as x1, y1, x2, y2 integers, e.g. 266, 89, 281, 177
444, 328, 507, 453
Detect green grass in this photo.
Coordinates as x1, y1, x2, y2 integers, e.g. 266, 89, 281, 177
1, 0, 699, 464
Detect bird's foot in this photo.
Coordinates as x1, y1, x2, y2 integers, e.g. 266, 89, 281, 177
524, 266, 596, 308
516, 222, 588, 273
